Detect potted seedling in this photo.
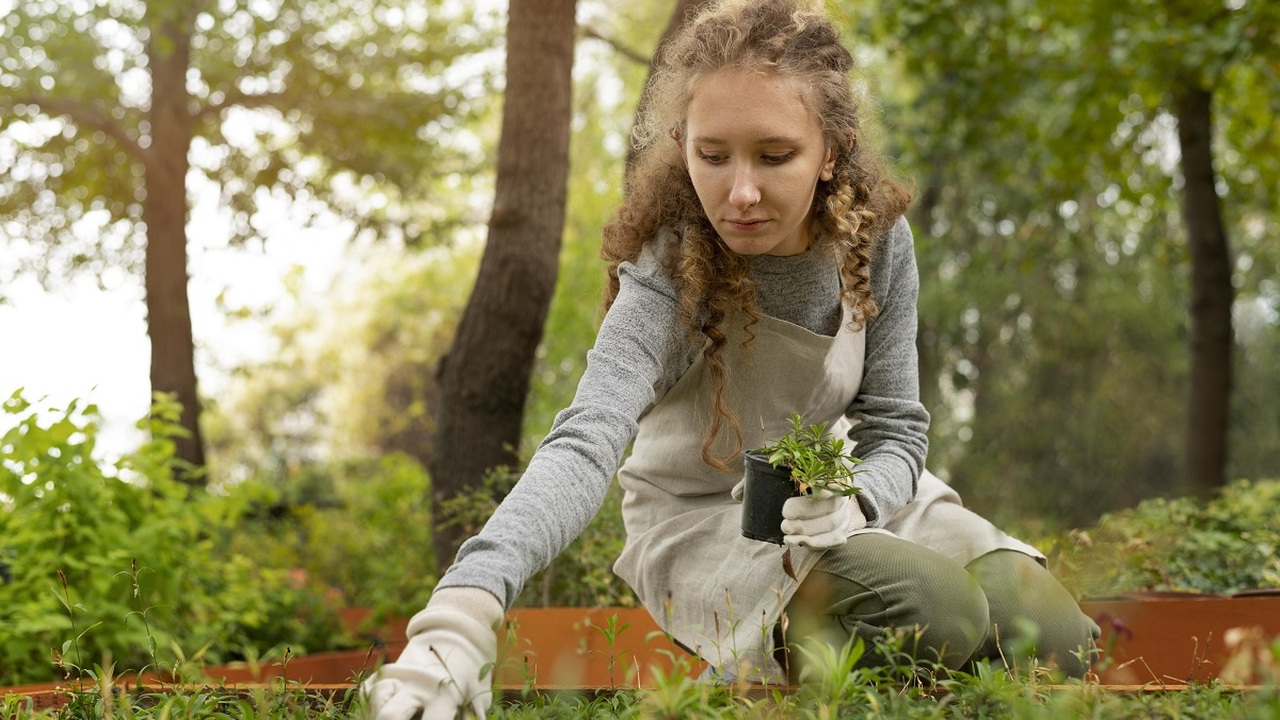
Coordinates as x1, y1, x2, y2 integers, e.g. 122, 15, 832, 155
740, 414, 862, 545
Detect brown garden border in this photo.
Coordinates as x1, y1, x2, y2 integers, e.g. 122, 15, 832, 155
490, 597, 1280, 687
5, 594, 1278, 710
1080, 590, 1280, 686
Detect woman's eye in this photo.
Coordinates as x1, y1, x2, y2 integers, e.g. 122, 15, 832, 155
763, 152, 795, 164
697, 151, 726, 164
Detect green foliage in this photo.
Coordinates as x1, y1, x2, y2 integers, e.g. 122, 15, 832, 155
434, 464, 519, 545
0, 391, 350, 686
757, 414, 861, 496
432, 464, 635, 608
1231, 309, 1280, 483
865, 0, 1279, 527
218, 453, 437, 622
0, 0, 498, 284
204, 244, 481, 479
1048, 479, 1280, 598
493, 682, 1280, 720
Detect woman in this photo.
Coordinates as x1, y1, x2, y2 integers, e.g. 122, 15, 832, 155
364, 1, 1098, 717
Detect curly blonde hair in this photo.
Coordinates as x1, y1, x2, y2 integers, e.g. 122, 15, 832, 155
601, 0, 913, 470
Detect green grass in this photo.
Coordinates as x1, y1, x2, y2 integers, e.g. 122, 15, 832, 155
5, 676, 1279, 719
6, 639, 1279, 720
2, 679, 364, 720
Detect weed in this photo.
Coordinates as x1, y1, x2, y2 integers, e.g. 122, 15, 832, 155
587, 614, 634, 689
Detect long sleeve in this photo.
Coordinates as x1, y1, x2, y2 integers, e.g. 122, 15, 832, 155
845, 217, 930, 525
437, 220, 929, 603
437, 244, 698, 608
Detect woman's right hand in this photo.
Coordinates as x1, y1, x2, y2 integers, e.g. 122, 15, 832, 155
361, 588, 503, 720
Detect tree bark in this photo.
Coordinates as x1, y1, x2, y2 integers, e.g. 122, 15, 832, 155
143, 14, 205, 479
1174, 81, 1233, 498
429, 0, 577, 571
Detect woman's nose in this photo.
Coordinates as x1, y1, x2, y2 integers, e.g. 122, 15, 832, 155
729, 165, 761, 210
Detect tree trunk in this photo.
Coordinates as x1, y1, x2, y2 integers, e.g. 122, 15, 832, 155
429, 0, 577, 571
143, 15, 205, 479
1174, 81, 1233, 498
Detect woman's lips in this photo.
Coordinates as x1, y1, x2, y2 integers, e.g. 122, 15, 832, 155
727, 218, 768, 231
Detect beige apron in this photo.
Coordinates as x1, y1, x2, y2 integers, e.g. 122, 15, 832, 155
613, 305, 1041, 682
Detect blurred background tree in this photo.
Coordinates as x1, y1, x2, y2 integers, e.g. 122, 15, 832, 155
863, 0, 1278, 528
426, 0, 578, 570
0, 0, 495, 476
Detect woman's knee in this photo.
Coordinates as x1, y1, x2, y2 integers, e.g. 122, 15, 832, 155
889, 559, 990, 669
789, 535, 991, 670
967, 550, 1100, 678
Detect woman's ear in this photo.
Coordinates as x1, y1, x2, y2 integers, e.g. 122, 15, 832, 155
819, 144, 837, 181
820, 130, 854, 181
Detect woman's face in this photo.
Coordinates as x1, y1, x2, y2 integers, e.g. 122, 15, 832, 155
683, 68, 835, 257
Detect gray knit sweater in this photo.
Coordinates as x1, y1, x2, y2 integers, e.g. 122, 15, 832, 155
438, 217, 928, 608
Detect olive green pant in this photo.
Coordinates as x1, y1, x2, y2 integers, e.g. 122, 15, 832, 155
782, 533, 1100, 680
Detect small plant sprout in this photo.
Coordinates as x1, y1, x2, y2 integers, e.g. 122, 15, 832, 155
758, 414, 862, 496
587, 614, 632, 688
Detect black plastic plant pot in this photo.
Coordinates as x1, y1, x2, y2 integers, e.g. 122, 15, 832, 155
740, 451, 800, 544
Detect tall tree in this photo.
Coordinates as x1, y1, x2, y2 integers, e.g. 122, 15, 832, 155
871, 0, 1278, 518
520, 0, 709, 443
145, 5, 201, 473
867, 0, 1186, 523
429, 0, 577, 570
1054, 0, 1279, 497
1175, 82, 1233, 497
0, 0, 489, 477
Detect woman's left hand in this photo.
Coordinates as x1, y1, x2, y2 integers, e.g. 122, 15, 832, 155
780, 490, 866, 548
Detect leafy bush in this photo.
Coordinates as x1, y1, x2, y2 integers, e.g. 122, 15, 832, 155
1047, 479, 1280, 598
0, 392, 349, 685
218, 453, 437, 622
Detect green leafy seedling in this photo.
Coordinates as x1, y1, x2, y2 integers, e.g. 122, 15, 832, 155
758, 414, 862, 496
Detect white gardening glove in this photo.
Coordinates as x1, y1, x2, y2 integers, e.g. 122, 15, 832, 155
362, 587, 503, 720
780, 489, 867, 548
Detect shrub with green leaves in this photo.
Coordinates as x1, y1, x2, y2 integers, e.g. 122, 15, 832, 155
0, 391, 348, 685
1048, 478, 1280, 598
218, 453, 438, 623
